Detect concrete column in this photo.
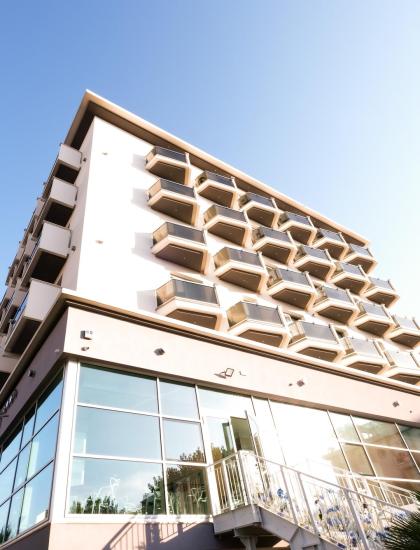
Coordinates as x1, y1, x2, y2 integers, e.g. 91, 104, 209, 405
238, 535, 258, 550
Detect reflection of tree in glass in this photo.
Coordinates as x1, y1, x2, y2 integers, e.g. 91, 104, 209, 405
166, 449, 208, 515
0, 525, 11, 543
70, 495, 122, 514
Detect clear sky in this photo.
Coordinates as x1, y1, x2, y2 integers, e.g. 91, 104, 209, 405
0, 1, 419, 315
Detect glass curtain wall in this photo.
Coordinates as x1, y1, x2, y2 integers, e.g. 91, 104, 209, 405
68, 363, 420, 518
0, 375, 62, 544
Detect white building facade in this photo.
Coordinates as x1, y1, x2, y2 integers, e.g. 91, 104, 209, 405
0, 92, 418, 549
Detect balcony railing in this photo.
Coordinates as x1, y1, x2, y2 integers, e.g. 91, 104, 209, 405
34, 178, 77, 236
294, 245, 335, 281
341, 337, 387, 373
313, 286, 357, 323
152, 222, 208, 273
313, 228, 349, 260
214, 247, 266, 292
289, 321, 343, 361
268, 267, 312, 287
239, 192, 279, 226
320, 286, 353, 303
352, 302, 394, 337
227, 302, 289, 347
267, 267, 316, 309
203, 205, 250, 246
386, 350, 419, 370
278, 211, 316, 245
344, 243, 376, 274
251, 226, 296, 265
145, 146, 190, 185
147, 178, 199, 225
195, 170, 237, 208
330, 262, 368, 295
156, 279, 223, 330
387, 316, 420, 348
362, 277, 398, 308
44, 144, 82, 193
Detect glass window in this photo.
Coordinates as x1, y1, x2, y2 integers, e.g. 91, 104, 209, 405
231, 417, 254, 452
0, 500, 10, 543
166, 465, 208, 515
206, 417, 234, 461
34, 378, 63, 433
0, 428, 22, 469
366, 447, 420, 479
74, 407, 161, 460
0, 459, 17, 504
342, 444, 374, 475
19, 464, 53, 533
353, 417, 404, 448
14, 444, 31, 490
411, 452, 420, 470
253, 399, 282, 462
21, 409, 35, 449
198, 388, 253, 418
69, 457, 164, 514
163, 420, 205, 463
159, 381, 198, 419
7, 489, 23, 540
271, 402, 348, 470
398, 425, 420, 451
79, 365, 157, 413
27, 414, 59, 479
329, 413, 360, 443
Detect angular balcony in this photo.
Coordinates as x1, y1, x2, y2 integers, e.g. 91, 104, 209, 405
293, 245, 335, 281
387, 316, 420, 348
156, 279, 224, 330
203, 205, 251, 246
278, 212, 317, 244
312, 286, 358, 324
238, 192, 280, 227
330, 262, 369, 295
213, 247, 267, 292
47, 144, 82, 184
21, 223, 71, 287
288, 321, 344, 362
4, 280, 61, 354
352, 302, 395, 337
10, 238, 39, 288
312, 228, 349, 260
34, 178, 77, 236
267, 267, 316, 310
251, 226, 297, 265
382, 350, 420, 386
145, 146, 190, 185
0, 287, 28, 335
341, 337, 388, 373
151, 222, 209, 273
361, 277, 398, 308
344, 244, 377, 274
148, 178, 199, 225
195, 170, 238, 208
227, 301, 290, 347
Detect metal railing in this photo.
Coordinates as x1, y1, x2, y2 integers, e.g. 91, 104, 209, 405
207, 450, 415, 549
147, 146, 187, 164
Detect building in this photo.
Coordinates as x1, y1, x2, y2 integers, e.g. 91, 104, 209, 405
0, 91, 418, 550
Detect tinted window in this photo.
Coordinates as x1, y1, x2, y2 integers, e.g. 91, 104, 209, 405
160, 381, 198, 419
163, 420, 205, 463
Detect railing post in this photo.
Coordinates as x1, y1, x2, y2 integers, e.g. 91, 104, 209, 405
279, 464, 299, 525
342, 487, 370, 550
221, 461, 235, 510
296, 472, 319, 535
237, 451, 252, 506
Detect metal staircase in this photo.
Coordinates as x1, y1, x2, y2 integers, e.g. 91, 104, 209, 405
207, 451, 416, 549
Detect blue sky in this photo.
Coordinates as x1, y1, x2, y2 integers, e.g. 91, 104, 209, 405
0, 1, 419, 314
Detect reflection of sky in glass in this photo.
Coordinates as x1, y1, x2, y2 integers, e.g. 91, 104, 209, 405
353, 417, 404, 448
198, 388, 253, 418
329, 413, 360, 443
163, 420, 205, 462
160, 381, 198, 419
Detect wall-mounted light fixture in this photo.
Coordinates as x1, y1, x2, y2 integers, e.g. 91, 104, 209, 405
154, 348, 165, 356
223, 368, 235, 378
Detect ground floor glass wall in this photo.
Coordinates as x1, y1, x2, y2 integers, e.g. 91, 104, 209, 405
68, 363, 420, 517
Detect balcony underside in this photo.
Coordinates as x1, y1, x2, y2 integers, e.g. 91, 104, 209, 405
257, 243, 293, 264
385, 372, 420, 385
23, 252, 66, 286
147, 161, 187, 185
286, 226, 313, 244
154, 243, 206, 272
6, 319, 40, 354
55, 163, 79, 184
207, 222, 247, 246
149, 196, 196, 225
347, 257, 374, 274
316, 305, 355, 324
166, 309, 218, 330
316, 241, 346, 260
297, 261, 331, 280
245, 207, 276, 226
271, 288, 313, 309
366, 291, 396, 308
198, 185, 235, 208
345, 360, 383, 374
355, 320, 391, 337
295, 346, 339, 362
334, 277, 366, 295
217, 269, 263, 292
237, 329, 285, 347
41, 201, 74, 229
389, 332, 420, 348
